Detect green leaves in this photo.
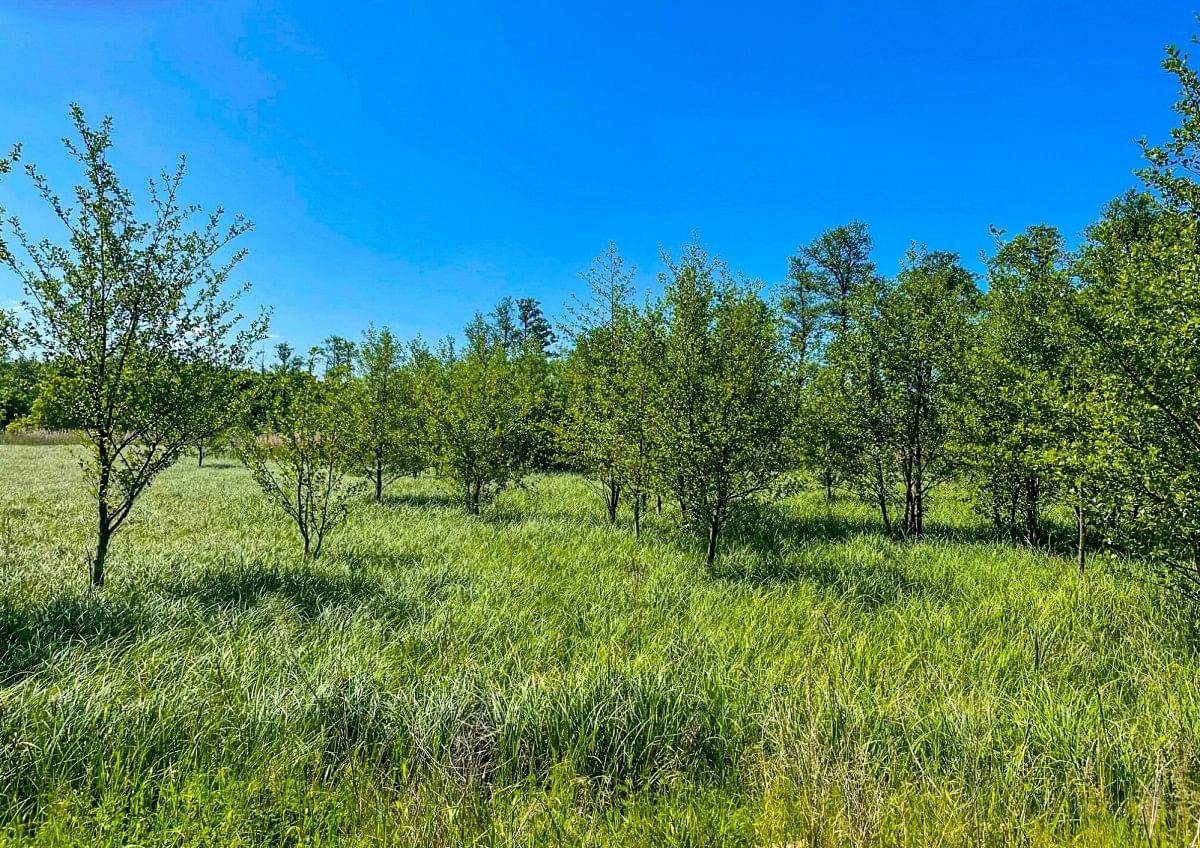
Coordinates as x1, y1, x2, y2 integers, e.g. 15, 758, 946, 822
237, 371, 362, 558
655, 244, 794, 565
417, 317, 548, 514
0, 107, 267, 583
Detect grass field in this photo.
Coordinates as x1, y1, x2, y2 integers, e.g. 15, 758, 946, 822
1, 446, 1199, 846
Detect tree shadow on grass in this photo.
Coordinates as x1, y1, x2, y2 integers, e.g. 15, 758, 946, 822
163, 559, 383, 620
381, 490, 461, 511
707, 502, 949, 609
0, 592, 142, 686
717, 500, 883, 560
718, 552, 944, 610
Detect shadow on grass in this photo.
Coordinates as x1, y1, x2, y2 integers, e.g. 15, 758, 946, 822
164, 559, 383, 619
382, 490, 461, 511
706, 502, 950, 608
0, 592, 142, 686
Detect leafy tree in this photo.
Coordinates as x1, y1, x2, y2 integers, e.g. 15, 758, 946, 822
489, 296, 558, 357
418, 316, 546, 514
821, 276, 899, 530
273, 341, 305, 373
828, 250, 978, 537
882, 250, 978, 537
779, 258, 830, 382
0, 107, 266, 585
964, 226, 1075, 545
655, 244, 794, 568
786, 222, 878, 500
561, 243, 637, 524
0, 355, 41, 429
1069, 141, 1200, 590
238, 368, 361, 558
516, 297, 558, 353
320, 335, 357, 375
352, 326, 424, 502
621, 304, 667, 538
794, 221, 876, 336
490, 297, 521, 353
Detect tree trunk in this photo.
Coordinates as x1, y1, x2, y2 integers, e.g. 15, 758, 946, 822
605, 478, 620, 525
633, 494, 642, 539
1075, 498, 1086, 574
374, 447, 384, 503
705, 519, 721, 570
655, 494, 662, 516
197, 443, 204, 468
92, 518, 110, 587
1024, 477, 1041, 547
823, 469, 834, 502
92, 461, 111, 587
875, 459, 891, 535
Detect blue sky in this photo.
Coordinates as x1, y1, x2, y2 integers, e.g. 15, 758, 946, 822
0, 1, 1192, 354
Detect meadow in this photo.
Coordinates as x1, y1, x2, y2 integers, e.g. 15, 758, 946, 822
1, 445, 1199, 847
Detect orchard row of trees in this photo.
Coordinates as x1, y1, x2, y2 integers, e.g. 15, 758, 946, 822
5, 41, 1200, 598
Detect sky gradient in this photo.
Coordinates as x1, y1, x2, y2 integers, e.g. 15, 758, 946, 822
0, 1, 1192, 354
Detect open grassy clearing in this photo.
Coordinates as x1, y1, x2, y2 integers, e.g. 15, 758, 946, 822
1, 445, 1199, 846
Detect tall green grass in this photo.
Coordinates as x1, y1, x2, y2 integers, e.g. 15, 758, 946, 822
1, 445, 1198, 846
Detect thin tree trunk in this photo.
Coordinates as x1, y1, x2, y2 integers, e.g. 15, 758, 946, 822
1024, 477, 1040, 547
606, 477, 620, 525
875, 459, 891, 535
93, 460, 111, 587
92, 517, 110, 587
633, 494, 642, 539
705, 520, 720, 570
1075, 495, 1086, 574
374, 447, 384, 503
197, 443, 204, 468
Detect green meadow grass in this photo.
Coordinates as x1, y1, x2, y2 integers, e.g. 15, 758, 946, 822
1, 445, 1198, 846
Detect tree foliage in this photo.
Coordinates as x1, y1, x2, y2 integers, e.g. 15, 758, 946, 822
418, 317, 547, 514
237, 367, 361, 558
0, 107, 266, 585
655, 244, 795, 567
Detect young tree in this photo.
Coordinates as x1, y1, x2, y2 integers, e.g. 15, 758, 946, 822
794, 221, 876, 336
319, 335, 357, 375
490, 297, 521, 353
516, 297, 558, 353
656, 244, 795, 568
273, 341, 305, 373
238, 367, 361, 558
963, 226, 1075, 545
880, 249, 978, 538
821, 276, 899, 531
827, 251, 978, 537
418, 316, 546, 514
621, 304, 667, 538
0, 107, 267, 586
561, 243, 637, 524
352, 326, 423, 502
1070, 185, 1200, 589
786, 223, 878, 500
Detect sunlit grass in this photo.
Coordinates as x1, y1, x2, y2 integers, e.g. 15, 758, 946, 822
1, 445, 1198, 846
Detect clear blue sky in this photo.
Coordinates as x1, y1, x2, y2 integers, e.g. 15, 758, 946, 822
0, 1, 1192, 354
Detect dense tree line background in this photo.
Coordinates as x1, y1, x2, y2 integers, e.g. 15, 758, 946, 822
5, 41, 1200, 601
